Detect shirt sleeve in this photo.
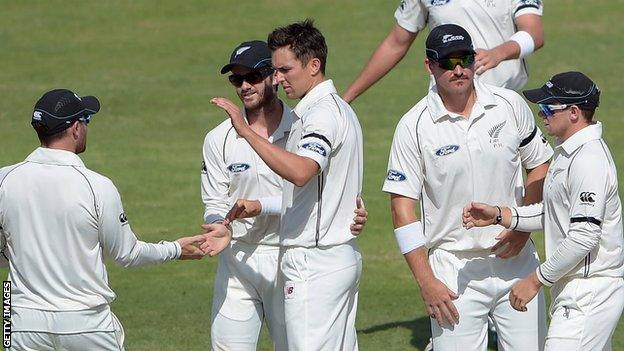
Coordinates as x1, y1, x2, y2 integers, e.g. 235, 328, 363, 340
537, 151, 606, 286
382, 117, 423, 200
513, 0, 543, 18
97, 178, 180, 267
394, 0, 427, 33
296, 105, 339, 172
201, 130, 231, 224
513, 94, 553, 169
511, 202, 544, 232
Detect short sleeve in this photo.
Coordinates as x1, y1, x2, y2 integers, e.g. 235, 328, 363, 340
394, 0, 428, 33
512, 0, 543, 18
296, 106, 339, 171
382, 118, 424, 200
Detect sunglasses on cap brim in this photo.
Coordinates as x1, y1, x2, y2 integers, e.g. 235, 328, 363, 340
228, 67, 274, 87
433, 55, 475, 70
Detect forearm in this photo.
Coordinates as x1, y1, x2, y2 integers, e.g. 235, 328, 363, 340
537, 225, 601, 286
405, 247, 436, 287
113, 238, 181, 267
344, 25, 416, 103
523, 163, 548, 205
240, 127, 318, 186
508, 163, 548, 233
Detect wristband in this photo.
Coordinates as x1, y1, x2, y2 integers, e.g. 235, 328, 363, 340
494, 206, 502, 225
258, 196, 282, 216
509, 31, 535, 59
394, 221, 426, 255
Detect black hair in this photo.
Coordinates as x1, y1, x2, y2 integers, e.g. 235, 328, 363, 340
267, 19, 327, 74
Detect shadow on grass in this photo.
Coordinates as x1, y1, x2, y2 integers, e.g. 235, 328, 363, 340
358, 317, 499, 350
358, 316, 432, 350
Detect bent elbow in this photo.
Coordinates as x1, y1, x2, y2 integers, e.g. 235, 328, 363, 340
534, 38, 544, 50
292, 175, 312, 187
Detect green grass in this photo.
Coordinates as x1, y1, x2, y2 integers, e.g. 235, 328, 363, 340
1, 0, 623, 349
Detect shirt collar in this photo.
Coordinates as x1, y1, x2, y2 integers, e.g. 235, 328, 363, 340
427, 78, 498, 122
25, 147, 85, 167
557, 122, 603, 155
293, 79, 337, 118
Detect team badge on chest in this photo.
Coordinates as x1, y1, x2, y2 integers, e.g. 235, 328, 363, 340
488, 121, 506, 148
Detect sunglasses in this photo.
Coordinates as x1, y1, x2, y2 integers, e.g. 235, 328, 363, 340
77, 114, 91, 125
228, 67, 274, 87
538, 104, 569, 117
434, 55, 475, 70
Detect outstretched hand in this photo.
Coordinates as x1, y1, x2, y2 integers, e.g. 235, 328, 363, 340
211, 97, 249, 137
177, 235, 208, 260
462, 202, 498, 229
200, 223, 232, 257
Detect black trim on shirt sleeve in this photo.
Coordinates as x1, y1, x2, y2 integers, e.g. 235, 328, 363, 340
538, 266, 554, 285
570, 216, 602, 226
515, 4, 540, 14
519, 126, 537, 147
302, 133, 332, 148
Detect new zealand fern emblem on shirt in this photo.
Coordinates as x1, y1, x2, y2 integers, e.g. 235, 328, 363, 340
488, 121, 506, 148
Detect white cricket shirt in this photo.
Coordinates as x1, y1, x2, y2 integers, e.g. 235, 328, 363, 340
201, 101, 293, 246
280, 80, 364, 247
383, 79, 553, 251
395, 0, 543, 90
512, 123, 624, 285
0, 148, 180, 332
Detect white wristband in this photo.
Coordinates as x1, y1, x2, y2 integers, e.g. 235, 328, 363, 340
394, 221, 426, 255
258, 196, 281, 216
509, 31, 535, 59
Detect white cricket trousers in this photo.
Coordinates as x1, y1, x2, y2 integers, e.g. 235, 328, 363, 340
545, 276, 624, 351
429, 242, 547, 351
280, 239, 362, 351
210, 241, 287, 351
9, 308, 124, 350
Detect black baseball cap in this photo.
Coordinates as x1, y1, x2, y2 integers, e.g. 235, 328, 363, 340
220, 40, 272, 74
523, 71, 600, 110
32, 89, 100, 137
426, 24, 476, 60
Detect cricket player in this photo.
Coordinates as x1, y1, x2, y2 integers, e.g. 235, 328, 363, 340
0, 89, 207, 350
463, 72, 624, 350
208, 19, 364, 350
343, 0, 545, 102
203, 39, 367, 350
382, 24, 552, 350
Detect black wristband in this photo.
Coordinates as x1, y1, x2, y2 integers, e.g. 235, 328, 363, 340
494, 206, 502, 225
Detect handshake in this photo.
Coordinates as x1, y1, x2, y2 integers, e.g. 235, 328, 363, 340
175, 199, 270, 260
175, 222, 233, 260
178, 197, 368, 260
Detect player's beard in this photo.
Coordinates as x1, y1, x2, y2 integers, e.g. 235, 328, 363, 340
243, 81, 277, 113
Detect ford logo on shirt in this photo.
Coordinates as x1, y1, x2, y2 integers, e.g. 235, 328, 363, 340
435, 145, 460, 157
386, 170, 407, 181
301, 142, 327, 157
228, 163, 251, 173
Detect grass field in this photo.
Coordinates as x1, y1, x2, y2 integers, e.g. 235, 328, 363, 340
1, 1, 624, 349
